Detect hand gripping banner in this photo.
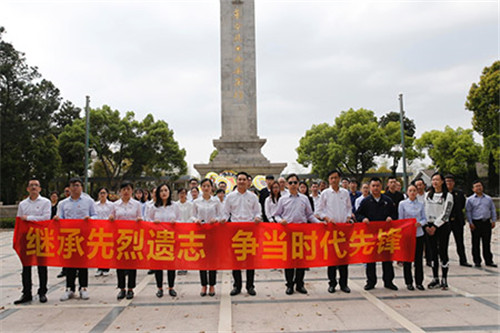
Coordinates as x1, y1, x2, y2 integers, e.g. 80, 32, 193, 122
13, 218, 416, 270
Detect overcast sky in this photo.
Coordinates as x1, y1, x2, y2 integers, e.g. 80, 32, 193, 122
1, 0, 497, 176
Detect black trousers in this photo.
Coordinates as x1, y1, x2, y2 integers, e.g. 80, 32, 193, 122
327, 265, 348, 288
21, 266, 48, 296
403, 236, 424, 286
232, 270, 254, 290
200, 270, 217, 286
66, 268, 88, 291
366, 261, 394, 286
285, 268, 305, 288
429, 223, 451, 279
154, 270, 175, 289
451, 222, 468, 264
117, 269, 137, 289
423, 233, 433, 264
472, 219, 494, 265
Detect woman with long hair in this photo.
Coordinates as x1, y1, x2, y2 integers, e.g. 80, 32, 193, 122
264, 181, 281, 222
95, 187, 113, 277
109, 181, 143, 300
425, 172, 454, 290
299, 181, 315, 212
192, 178, 222, 297
147, 183, 180, 298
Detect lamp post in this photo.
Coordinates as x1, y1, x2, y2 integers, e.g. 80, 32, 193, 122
84, 96, 90, 193
399, 94, 408, 192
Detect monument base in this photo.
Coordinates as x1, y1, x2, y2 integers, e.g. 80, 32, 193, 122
194, 161, 287, 178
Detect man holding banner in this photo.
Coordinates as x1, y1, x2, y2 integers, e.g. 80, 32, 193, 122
273, 173, 319, 295
223, 171, 262, 296
54, 177, 96, 301
356, 177, 398, 291
14, 178, 51, 304
316, 170, 353, 294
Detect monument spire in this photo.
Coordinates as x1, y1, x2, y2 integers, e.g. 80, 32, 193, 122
194, 0, 286, 176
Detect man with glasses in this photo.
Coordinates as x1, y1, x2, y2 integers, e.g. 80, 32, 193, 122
54, 177, 96, 301
274, 173, 319, 295
14, 178, 51, 304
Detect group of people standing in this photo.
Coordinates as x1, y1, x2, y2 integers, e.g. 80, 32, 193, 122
13, 170, 497, 305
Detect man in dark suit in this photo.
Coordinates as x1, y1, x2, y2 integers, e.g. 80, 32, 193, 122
259, 175, 274, 222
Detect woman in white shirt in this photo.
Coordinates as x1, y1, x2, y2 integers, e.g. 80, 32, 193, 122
176, 187, 194, 276
147, 183, 180, 298
109, 181, 143, 300
264, 181, 281, 222
424, 172, 454, 290
95, 187, 114, 277
193, 179, 223, 297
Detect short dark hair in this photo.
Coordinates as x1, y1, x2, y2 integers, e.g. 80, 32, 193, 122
200, 178, 213, 187
444, 174, 455, 180
266, 175, 275, 180
215, 189, 225, 195
190, 186, 199, 193
178, 187, 187, 195
286, 173, 299, 181
120, 180, 134, 190
236, 171, 250, 179
349, 178, 359, 185
69, 177, 83, 185
327, 170, 342, 178
341, 177, 349, 182
472, 179, 483, 186
388, 176, 397, 181
370, 177, 382, 184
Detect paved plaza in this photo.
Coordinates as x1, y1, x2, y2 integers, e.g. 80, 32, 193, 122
0, 227, 499, 332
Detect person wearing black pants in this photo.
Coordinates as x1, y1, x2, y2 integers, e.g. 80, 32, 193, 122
466, 180, 497, 268
355, 177, 398, 291
154, 270, 176, 297
425, 173, 454, 290
445, 175, 471, 267
14, 178, 52, 304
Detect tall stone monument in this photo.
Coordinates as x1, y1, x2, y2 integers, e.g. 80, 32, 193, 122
194, 0, 286, 177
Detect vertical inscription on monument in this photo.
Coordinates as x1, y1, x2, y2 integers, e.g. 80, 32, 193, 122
232, 5, 244, 102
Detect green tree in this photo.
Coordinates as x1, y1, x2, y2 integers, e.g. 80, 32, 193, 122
52, 100, 81, 136
0, 27, 62, 203
415, 126, 481, 188
60, 105, 187, 190
465, 61, 499, 194
297, 108, 389, 180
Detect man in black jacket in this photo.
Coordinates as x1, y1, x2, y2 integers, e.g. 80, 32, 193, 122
445, 175, 471, 267
356, 177, 398, 291
259, 175, 274, 222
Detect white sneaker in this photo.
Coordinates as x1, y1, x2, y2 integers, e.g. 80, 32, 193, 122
60, 290, 75, 301
95, 269, 103, 277
80, 288, 89, 300
102, 270, 110, 276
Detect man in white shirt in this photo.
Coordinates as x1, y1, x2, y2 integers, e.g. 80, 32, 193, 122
14, 178, 52, 304
222, 171, 261, 296
274, 173, 319, 295
316, 170, 354, 294
54, 177, 96, 301
310, 182, 321, 213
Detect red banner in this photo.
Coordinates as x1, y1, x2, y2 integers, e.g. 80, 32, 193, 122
13, 218, 416, 270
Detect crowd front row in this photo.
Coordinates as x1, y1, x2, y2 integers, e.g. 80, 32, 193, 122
13, 171, 497, 304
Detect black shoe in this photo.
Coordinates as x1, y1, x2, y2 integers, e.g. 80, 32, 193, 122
384, 283, 398, 291
364, 284, 375, 291
460, 262, 472, 267
230, 287, 241, 296
428, 279, 440, 289
328, 286, 336, 293
406, 284, 415, 291
416, 285, 425, 291
14, 294, 32, 305
178, 270, 188, 275
296, 286, 307, 294
474, 263, 482, 268
247, 287, 256, 296
156, 289, 163, 298
440, 281, 448, 290
126, 290, 134, 299
117, 289, 126, 300
147, 270, 154, 275
200, 290, 207, 297
285, 287, 294, 295
169, 289, 177, 297
39, 294, 47, 303
208, 291, 215, 297
57, 271, 66, 278
340, 286, 351, 293
486, 263, 498, 268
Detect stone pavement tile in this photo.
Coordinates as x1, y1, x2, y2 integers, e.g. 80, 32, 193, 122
0, 307, 111, 332
103, 303, 220, 332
